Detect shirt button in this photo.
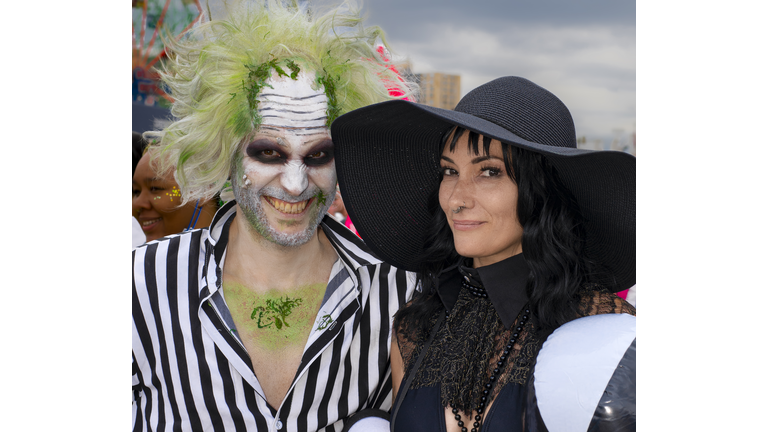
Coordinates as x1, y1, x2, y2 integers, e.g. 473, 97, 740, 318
275, 419, 283, 430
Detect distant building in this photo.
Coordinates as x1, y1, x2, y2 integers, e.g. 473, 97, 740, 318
387, 59, 461, 109
415, 72, 461, 109
577, 127, 636, 156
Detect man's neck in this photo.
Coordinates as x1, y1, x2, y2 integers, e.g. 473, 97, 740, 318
222, 207, 337, 292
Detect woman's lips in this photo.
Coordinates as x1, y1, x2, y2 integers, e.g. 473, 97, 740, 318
451, 220, 485, 231
264, 196, 313, 216
140, 217, 162, 232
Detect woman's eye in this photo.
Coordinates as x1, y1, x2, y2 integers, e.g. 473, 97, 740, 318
480, 167, 502, 177
440, 167, 456, 176
132, 189, 140, 197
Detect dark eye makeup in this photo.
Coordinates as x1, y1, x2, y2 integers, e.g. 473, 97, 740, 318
245, 137, 334, 166
246, 139, 286, 164
303, 139, 334, 166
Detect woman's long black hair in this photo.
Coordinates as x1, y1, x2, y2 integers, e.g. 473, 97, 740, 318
394, 126, 613, 336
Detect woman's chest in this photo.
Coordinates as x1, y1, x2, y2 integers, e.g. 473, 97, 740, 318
395, 384, 527, 432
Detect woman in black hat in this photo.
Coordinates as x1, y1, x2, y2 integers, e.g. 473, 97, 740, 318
331, 76, 636, 432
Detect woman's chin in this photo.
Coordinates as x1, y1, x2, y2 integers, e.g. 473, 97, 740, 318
454, 245, 482, 260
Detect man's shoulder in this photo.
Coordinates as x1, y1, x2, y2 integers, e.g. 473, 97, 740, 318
132, 229, 211, 291
321, 215, 382, 269
321, 216, 417, 301
322, 215, 413, 274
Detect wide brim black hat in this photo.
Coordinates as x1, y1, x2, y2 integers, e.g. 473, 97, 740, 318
331, 76, 635, 291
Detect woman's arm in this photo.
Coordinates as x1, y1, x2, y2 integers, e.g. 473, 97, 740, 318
391, 334, 404, 402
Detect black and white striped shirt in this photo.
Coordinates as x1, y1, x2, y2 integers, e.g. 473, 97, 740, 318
133, 201, 417, 431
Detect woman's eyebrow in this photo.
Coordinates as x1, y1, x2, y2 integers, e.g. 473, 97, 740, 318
471, 155, 502, 164
441, 156, 455, 163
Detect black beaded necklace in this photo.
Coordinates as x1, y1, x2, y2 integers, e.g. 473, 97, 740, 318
461, 275, 488, 298
449, 276, 530, 432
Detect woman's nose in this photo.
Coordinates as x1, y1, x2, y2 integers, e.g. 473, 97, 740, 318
448, 176, 474, 210
133, 189, 152, 213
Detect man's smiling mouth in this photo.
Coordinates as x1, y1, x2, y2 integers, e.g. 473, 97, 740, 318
264, 196, 312, 214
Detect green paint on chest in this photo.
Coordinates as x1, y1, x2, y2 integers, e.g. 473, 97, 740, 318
251, 296, 303, 329
223, 281, 326, 352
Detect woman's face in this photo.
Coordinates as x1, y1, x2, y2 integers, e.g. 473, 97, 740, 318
132, 153, 199, 241
439, 132, 524, 268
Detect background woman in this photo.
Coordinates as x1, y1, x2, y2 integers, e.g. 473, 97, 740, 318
331, 76, 636, 431
132, 149, 219, 242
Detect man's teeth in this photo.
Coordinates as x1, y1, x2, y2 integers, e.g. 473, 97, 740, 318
266, 196, 309, 214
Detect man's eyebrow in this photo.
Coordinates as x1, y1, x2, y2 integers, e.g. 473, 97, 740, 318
254, 134, 331, 148
305, 139, 334, 151
252, 136, 288, 148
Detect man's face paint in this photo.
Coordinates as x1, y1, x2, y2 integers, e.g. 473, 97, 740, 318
232, 70, 336, 247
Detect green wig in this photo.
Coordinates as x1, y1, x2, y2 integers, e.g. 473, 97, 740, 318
145, 0, 418, 204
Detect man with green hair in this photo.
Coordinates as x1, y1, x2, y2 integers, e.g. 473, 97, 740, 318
132, 1, 418, 431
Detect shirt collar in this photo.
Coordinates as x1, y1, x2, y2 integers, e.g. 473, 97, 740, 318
209, 201, 237, 264
436, 253, 530, 329
319, 215, 383, 271
200, 201, 383, 294
199, 201, 237, 298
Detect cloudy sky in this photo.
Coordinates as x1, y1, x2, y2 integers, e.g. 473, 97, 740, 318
356, 0, 636, 145
204, 0, 635, 145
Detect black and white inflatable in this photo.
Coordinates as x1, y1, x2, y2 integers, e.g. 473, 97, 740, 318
526, 313, 636, 431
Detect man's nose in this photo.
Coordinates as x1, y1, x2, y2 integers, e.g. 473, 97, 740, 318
280, 160, 309, 196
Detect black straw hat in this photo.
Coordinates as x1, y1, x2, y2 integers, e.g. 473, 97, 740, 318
331, 76, 635, 291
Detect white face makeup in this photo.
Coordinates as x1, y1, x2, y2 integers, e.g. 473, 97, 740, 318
232, 69, 337, 247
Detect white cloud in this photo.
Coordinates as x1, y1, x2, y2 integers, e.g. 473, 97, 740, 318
389, 22, 635, 140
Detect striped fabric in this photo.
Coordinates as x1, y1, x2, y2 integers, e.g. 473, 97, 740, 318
133, 201, 417, 432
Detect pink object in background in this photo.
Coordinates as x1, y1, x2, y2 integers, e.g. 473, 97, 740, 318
376, 45, 411, 101
616, 286, 636, 307
345, 217, 360, 238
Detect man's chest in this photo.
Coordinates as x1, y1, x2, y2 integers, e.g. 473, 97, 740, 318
222, 281, 328, 404
223, 281, 327, 349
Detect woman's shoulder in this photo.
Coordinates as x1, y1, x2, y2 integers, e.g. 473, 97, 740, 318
575, 284, 636, 318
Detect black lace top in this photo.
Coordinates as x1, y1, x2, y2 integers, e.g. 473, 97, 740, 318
393, 253, 636, 432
